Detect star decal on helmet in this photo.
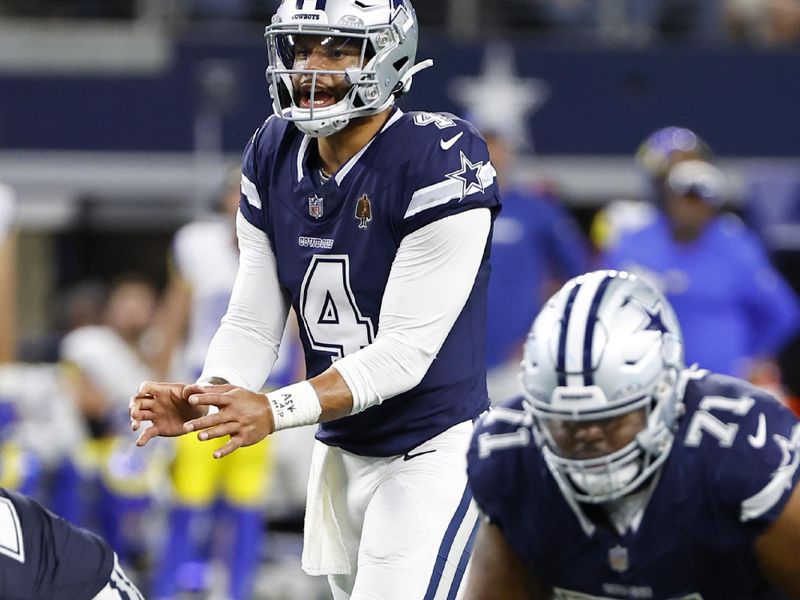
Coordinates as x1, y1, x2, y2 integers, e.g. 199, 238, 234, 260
622, 295, 671, 335
446, 151, 485, 200
643, 308, 670, 334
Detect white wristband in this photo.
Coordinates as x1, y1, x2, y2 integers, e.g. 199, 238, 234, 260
266, 381, 322, 431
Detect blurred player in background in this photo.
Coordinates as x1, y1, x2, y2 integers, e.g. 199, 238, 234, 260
130, 0, 500, 597
478, 122, 590, 404
61, 275, 167, 572
0, 485, 145, 599
0, 363, 84, 509
591, 126, 712, 251
604, 159, 800, 383
149, 166, 303, 600
466, 270, 800, 599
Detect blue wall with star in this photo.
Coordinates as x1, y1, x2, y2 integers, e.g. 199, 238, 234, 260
1, 34, 798, 156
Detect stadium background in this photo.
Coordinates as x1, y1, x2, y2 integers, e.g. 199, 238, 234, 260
0, 1, 799, 598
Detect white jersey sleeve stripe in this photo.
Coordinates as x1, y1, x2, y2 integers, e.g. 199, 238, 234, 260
297, 135, 312, 182
741, 423, 800, 522
404, 162, 496, 219
241, 174, 262, 209
0, 497, 24, 564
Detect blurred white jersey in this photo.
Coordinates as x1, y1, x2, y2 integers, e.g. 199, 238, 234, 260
172, 217, 239, 379
0, 363, 84, 467
60, 326, 154, 435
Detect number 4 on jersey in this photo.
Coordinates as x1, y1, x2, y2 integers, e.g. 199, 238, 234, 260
300, 255, 374, 362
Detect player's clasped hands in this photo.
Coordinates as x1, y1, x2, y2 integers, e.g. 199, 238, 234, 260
129, 381, 275, 459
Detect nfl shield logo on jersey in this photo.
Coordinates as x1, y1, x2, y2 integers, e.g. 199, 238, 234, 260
308, 195, 324, 219
608, 545, 629, 573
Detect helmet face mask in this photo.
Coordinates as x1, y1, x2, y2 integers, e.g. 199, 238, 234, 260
265, 0, 423, 137
521, 270, 684, 504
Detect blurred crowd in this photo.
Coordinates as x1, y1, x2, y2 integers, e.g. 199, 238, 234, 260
2, 0, 800, 46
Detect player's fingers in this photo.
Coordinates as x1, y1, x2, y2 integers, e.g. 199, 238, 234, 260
129, 401, 155, 425
129, 395, 146, 415
136, 424, 159, 447
187, 390, 230, 409
129, 396, 156, 411
183, 411, 222, 434
136, 381, 162, 396
196, 421, 238, 442
184, 383, 234, 397
134, 408, 158, 423
212, 437, 243, 460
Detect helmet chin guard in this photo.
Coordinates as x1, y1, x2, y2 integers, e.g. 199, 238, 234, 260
264, 0, 431, 138
521, 270, 685, 504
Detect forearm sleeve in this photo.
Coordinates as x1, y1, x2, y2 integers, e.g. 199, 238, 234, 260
199, 211, 290, 390
333, 208, 491, 414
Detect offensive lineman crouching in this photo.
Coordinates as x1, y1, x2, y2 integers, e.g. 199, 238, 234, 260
465, 270, 800, 600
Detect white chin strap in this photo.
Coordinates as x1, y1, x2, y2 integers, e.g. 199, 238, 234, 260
293, 111, 351, 138
568, 461, 641, 499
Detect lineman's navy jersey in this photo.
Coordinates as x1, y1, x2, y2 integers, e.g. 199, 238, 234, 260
240, 109, 500, 456
467, 371, 800, 600
0, 487, 114, 600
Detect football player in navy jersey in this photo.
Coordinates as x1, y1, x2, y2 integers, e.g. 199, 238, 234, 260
0, 486, 144, 599
130, 0, 499, 598
465, 270, 800, 600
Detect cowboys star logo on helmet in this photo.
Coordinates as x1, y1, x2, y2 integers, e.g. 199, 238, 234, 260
264, 0, 433, 137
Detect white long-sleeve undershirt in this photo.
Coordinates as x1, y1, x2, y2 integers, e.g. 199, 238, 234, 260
198, 211, 289, 390
200, 207, 491, 413
334, 208, 490, 413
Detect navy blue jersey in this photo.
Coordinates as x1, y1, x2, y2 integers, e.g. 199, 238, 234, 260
240, 109, 500, 456
0, 487, 114, 600
467, 371, 800, 600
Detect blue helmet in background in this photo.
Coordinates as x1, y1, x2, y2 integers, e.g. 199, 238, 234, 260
636, 127, 713, 181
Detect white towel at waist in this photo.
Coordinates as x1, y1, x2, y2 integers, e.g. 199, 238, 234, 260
301, 440, 352, 576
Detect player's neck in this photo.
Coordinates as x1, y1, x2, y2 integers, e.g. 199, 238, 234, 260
316, 108, 393, 175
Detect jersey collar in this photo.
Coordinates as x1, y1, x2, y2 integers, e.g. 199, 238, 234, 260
295, 108, 405, 186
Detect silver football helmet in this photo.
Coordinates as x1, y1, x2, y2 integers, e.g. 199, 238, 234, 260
264, 0, 432, 137
521, 270, 684, 504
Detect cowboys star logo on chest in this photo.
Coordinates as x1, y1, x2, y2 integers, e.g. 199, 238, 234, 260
308, 194, 324, 219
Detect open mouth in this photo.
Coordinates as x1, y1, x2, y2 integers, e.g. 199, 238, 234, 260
299, 83, 337, 109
